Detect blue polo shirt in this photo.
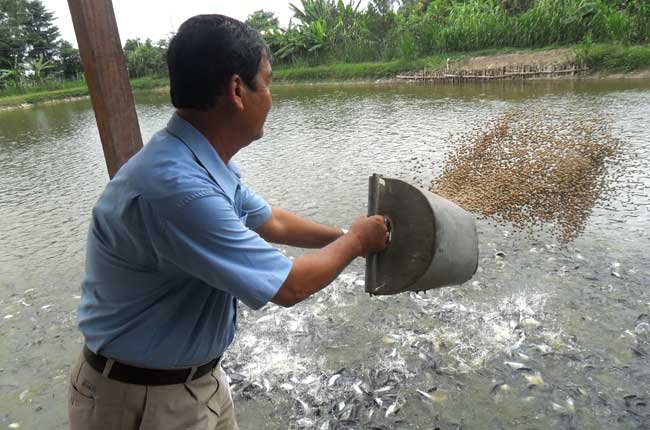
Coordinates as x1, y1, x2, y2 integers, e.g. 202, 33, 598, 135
77, 113, 293, 368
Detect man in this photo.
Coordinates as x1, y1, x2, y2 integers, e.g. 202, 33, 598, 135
68, 14, 388, 430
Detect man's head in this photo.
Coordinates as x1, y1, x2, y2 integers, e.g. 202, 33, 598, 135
167, 14, 271, 112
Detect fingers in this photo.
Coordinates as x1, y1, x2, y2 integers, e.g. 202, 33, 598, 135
352, 215, 389, 256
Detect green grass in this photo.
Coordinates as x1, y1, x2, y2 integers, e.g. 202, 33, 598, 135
273, 56, 448, 81
0, 76, 168, 108
576, 43, 650, 72
274, 43, 650, 82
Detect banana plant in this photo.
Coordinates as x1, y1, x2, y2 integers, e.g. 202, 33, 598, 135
290, 0, 336, 25
0, 57, 24, 88
27, 54, 55, 84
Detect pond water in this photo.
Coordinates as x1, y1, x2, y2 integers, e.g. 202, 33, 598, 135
1, 79, 649, 429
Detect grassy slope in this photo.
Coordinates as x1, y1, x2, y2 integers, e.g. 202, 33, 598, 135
1, 44, 649, 108
577, 43, 650, 72
0, 77, 168, 108
273, 44, 650, 82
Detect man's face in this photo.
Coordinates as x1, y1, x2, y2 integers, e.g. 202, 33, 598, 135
243, 56, 272, 142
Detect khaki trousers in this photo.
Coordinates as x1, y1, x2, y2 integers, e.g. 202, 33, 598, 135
68, 352, 238, 430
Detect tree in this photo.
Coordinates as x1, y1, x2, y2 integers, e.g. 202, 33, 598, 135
24, 0, 59, 62
246, 10, 280, 34
0, 0, 30, 73
124, 38, 166, 78
0, 56, 25, 88
123, 38, 142, 56
26, 53, 54, 83
0, 0, 60, 84
56, 40, 82, 80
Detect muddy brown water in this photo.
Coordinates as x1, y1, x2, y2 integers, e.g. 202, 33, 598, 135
1, 80, 649, 429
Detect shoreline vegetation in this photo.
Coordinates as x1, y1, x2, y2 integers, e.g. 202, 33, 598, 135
1, 43, 649, 109
2, 0, 649, 109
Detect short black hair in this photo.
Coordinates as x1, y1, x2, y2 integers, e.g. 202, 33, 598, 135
167, 14, 271, 110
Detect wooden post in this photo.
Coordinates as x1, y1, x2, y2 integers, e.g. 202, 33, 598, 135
68, 0, 143, 178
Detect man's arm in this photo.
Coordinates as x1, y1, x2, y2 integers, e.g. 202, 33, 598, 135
270, 215, 387, 307
255, 207, 344, 248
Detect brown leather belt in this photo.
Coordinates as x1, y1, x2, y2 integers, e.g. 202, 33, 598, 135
83, 345, 221, 386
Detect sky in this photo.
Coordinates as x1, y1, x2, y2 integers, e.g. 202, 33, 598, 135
43, 0, 369, 47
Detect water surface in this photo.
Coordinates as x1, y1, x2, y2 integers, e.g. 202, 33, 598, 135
1, 79, 649, 429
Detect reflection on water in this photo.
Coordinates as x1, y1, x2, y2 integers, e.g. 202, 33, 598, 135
1, 80, 649, 429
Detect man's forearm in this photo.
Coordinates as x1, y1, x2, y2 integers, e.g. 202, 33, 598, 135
257, 207, 343, 248
271, 232, 362, 307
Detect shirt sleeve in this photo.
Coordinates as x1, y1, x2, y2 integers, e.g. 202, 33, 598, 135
240, 183, 272, 230
150, 193, 292, 310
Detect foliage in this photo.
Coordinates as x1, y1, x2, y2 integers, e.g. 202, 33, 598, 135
253, 0, 650, 65
26, 53, 54, 83
123, 38, 167, 78
575, 42, 650, 72
0, 0, 61, 86
57, 40, 82, 80
246, 10, 280, 34
1, 0, 649, 94
0, 0, 59, 64
23, 0, 60, 61
0, 56, 24, 88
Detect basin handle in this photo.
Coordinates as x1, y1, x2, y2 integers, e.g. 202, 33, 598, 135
384, 215, 392, 245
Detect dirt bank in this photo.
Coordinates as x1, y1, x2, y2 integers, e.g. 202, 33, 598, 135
457, 48, 574, 70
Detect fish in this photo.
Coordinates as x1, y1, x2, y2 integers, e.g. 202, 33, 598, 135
327, 374, 341, 387
385, 401, 400, 417
262, 378, 272, 392
504, 361, 526, 370
295, 397, 310, 415
416, 389, 432, 401
532, 343, 552, 354
382, 335, 398, 344
374, 385, 393, 394
517, 352, 530, 360
520, 318, 540, 329
301, 374, 319, 385
524, 373, 544, 387
551, 402, 565, 412
631, 345, 647, 357
566, 396, 575, 412
491, 382, 510, 394
351, 380, 367, 396
19, 390, 29, 401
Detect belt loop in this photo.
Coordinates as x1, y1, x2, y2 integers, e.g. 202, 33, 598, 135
102, 358, 115, 378
185, 366, 198, 383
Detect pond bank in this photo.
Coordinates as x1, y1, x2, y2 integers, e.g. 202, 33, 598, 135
1, 43, 648, 109
0, 77, 168, 110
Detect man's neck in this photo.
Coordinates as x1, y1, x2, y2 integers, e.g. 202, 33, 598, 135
176, 108, 244, 165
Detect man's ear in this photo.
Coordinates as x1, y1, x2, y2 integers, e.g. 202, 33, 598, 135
225, 74, 245, 111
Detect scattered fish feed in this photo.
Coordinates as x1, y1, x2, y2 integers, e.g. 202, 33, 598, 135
431, 109, 623, 242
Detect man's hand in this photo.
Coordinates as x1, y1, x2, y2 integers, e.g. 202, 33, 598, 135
348, 215, 389, 257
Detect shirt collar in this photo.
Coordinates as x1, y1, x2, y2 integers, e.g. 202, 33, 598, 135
165, 112, 240, 201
